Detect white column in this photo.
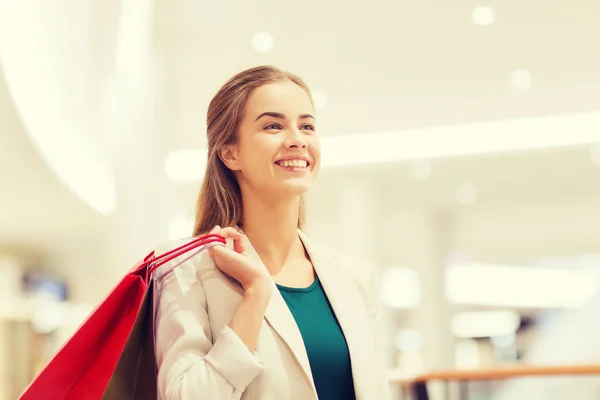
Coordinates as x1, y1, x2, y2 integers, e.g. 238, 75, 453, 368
409, 212, 456, 370
101, 0, 173, 282
337, 178, 400, 371
337, 178, 376, 259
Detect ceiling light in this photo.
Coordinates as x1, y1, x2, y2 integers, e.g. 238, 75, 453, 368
446, 263, 600, 308
510, 69, 533, 90
589, 143, 600, 164
409, 160, 432, 180
451, 310, 520, 338
456, 182, 478, 205
471, 6, 496, 26
311, 89, 327, 111
251, 32, 275, 53
318, 112, 600, 169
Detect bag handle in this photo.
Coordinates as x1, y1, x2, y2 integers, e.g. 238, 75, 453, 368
135, 234, 226, 274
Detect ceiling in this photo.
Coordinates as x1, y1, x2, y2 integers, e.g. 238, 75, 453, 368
155, 0, 600, 148
0, 63, 107, 255
1, 0, 599, 258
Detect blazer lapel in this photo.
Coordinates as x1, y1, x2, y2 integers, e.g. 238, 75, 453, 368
299, 231, 376, 399
237, 227, 317, 394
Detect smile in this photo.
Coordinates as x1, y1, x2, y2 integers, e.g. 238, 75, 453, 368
274, 159, 310, 172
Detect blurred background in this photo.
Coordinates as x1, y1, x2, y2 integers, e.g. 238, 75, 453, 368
1, 0, 600, 399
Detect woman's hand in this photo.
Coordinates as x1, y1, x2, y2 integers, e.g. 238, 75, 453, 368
207, 226, 272, 296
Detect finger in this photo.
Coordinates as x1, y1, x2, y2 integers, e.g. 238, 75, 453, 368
209, 225, 221, 235
208, 242, 227, 262
218, 227, 247, 255
209, 244, 243, 269
218, 227, 242, 239
233, 235, 247, 255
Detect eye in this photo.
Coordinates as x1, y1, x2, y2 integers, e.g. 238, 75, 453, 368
301, 124, 315, 132
264, 123, 283, 131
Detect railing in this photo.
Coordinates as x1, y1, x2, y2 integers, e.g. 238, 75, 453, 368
391, 364, 600, 400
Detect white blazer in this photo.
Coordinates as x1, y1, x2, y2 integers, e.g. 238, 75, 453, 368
153, 230, 391, 400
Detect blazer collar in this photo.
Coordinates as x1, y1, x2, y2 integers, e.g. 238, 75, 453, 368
299, 231, 376, 398
236, 227, 374, 399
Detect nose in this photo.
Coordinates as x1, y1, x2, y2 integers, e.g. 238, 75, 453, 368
283, 129, 308, 150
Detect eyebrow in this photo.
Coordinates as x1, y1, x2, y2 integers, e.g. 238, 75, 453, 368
254, 112, 315, 121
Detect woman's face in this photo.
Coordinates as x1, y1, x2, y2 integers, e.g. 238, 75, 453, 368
222, 80, 321, 200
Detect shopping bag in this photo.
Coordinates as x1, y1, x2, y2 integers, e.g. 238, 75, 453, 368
19, 234, 226, 400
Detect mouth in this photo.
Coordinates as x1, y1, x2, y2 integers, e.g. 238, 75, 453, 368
274, 159, 310, 172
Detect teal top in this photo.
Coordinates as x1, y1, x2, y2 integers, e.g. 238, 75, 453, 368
277, 276, 356, 400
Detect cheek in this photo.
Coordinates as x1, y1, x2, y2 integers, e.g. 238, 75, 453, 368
309, 138, 321, 162
239, 140, 275, 172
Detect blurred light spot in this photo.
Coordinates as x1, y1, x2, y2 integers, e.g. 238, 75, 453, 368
589, 143, 600, 164
381, 266, 421, 308
409, 160, 432, 180
31, 300, 65, 334
490, 332, 516, 348
165, 149, 207, 183
511, 69, 533, 90
395, 329, 423, 353
451, 310, 520, 338
471, 6, 496, 26
251, 32, 275, 53
311, 89, 327, 111
446, 263, 600, 308
456, 182, 478, 205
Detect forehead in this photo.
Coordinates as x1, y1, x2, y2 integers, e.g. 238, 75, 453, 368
245, 80, 313, 117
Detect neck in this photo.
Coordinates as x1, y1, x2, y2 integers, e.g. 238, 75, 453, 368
239, 192, 304, 274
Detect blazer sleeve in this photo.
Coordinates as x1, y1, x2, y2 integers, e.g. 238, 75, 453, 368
154, 246, 266, 400
368, 263, 392, 400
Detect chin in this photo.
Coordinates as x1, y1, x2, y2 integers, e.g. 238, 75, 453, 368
278, 179, 314, 197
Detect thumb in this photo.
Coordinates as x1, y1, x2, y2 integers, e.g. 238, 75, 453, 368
208, 243, 232, 263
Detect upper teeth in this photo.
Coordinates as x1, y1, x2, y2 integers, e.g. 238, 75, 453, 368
279, 159, 308, 168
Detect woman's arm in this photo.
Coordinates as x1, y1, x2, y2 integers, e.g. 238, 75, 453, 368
154, 251, 268, 400
228, 280, 272, 353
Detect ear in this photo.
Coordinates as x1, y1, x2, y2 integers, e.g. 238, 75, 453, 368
218, 145, 241, 171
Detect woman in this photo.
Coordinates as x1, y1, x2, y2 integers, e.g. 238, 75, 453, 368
154, 66, 390, 400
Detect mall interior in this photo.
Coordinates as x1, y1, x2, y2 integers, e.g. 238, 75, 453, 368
1, 1, 600, 399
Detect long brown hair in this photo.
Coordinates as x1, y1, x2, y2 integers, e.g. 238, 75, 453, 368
193, 66, 313, 236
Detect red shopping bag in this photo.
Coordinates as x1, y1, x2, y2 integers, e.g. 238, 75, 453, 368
19, 234, 226, 400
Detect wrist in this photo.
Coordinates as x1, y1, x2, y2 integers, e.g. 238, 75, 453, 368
244, 277, 272, 300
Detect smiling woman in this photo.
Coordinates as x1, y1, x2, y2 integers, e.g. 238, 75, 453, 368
153, 65, 391, 400
193, 67, 319, 236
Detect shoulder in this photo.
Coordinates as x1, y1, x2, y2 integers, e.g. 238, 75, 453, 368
300, 231, 377, 283
318, 245, 381, 317
299, 228, 381, 305
306, 234, 378, 292
326, 247, 378, 285
152, 236, 216, 281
